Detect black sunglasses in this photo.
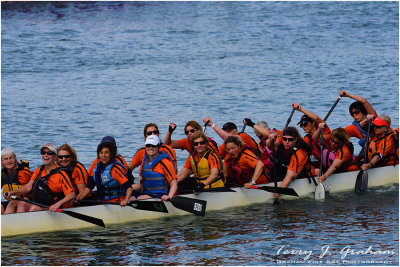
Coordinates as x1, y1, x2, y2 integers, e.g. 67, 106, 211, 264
146, 130, 159, 136
41, 151, 56, 156
185, 129, 196, 135
145, 144, 159, 148
282, 137, 295, 142
193, 141, 206, 147
300, 121, 310, 127
351, 110, 361, 116
58, 155, 71, 159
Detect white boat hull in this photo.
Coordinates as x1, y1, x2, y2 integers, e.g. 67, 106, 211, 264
2, 165, 398, 237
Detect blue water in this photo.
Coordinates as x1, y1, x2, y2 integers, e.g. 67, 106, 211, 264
1, 1, 398, 265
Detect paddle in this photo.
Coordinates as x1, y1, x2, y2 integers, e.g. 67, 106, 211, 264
78, 199, 168, 213
355, 120, 371, 192
285, 108, 296, 128
178, 187, 236, 194
203, 120, 210, 132
11, 196, 105, 227
315, 97, 342, 199
147, 194, 207, 216
250, 185, 299, 196
241, 124, 246, 133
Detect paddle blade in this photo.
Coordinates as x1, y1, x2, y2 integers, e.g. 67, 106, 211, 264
315, 183, 325, 200
178, 187, 236, 194
250, 185, 299, 197
170, 196, 207, 216
130, 200, 168, 213
355, 170, 368, 192
60, 210, 105, 227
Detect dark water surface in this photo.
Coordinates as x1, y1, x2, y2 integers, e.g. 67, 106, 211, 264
1, 1, 399, 265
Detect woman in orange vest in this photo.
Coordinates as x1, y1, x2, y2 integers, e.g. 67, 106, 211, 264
361, 115, 398, 170
1, 147, 33, 214
317, 127, 358, 183
5, 143, 75, 212
177, 131, 224, 194
56, 144, 89, 203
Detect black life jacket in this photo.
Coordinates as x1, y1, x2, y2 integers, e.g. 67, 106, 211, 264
31, 165, 71, 206
274, 140, 314, 182
1, 160, 31, 187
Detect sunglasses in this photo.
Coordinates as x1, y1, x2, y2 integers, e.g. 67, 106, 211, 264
41, 151, 56, 156
146, 130, 159, 136
282, 137, 295, 142
300, 121, 310, 127
185, 129, 196, 135
257, 135, 264, 139
351, 110, 361, 116
58, 155, 71, 159
193, 141, 206, 147
145, 144, 159, 148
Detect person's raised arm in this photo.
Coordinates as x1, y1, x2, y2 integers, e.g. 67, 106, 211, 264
339, 90, 377, 116
292, 103, 323, 124
203, 117, 231, 140
164, 123, 180, 148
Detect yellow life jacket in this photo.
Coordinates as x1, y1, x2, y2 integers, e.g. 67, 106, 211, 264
189, 149, 224, 188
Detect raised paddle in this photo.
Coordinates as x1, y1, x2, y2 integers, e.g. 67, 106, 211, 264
147, 194, 207, 216
355, 120, 371, 192
241, 124, 246, 133
78, 199, 168, 213
285, 108, 296, 128
11, 196, 105, 227
315, 96, 342, 199
203, 120, 210, 132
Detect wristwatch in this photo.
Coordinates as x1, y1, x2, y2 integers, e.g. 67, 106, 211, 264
251, 180, 256, 185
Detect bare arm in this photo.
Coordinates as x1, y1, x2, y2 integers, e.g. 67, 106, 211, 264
203, 117, 231, 140
318, 158, 343, 182
292, 103, 323, 124
176, 167, 192, 183
339, 90, 377, 115
274, 169, 298, 199
244, 160, 265, 189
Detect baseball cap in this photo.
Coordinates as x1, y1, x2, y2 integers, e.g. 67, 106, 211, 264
372, 117, 390, 127
40, 142, 57, 154
297, 115, 314, 126
222, 122, 237, 131
145, 135, 161, 146
101, 136, 116, 144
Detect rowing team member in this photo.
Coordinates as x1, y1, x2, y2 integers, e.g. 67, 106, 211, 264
2, 90, 398, 208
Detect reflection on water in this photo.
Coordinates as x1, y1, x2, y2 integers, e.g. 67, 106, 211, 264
2, 188, 398, 265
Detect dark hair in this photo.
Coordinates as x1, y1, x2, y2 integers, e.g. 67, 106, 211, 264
143, 123, 159, 138
97, 141, 117, 160
191, 131, 209, 146
282, 126, 302, 147
224, 135, 245, 148
349, 101, 367, 115
57, 143, 78, 163
184, 121, 202, 132
331, 128, 349, 144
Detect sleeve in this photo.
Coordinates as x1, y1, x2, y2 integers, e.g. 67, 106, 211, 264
161, 145, 177, 161
345, 124, 362, 139
73, 163, 88, 185
183, 155, 192, 169
158, 158, 177, 183
111, 165, 131, 190
218, 143, 227, 158
30, 167, 41, 181
288, 149, 308, 174
59, 171, 75, 196
208, 152, 222, 171
241, 150, 259, 169
177, 138, 190, 151
87, 159, 98, 177
240, 133, 258, 150
18, 168, 33, 185
130, 148, 145, 168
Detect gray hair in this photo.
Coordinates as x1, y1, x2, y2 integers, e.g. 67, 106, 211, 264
1, 147, 20, 168
255, 121, 270, 130
379, 114, 391, 126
